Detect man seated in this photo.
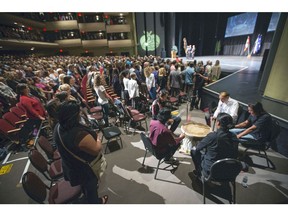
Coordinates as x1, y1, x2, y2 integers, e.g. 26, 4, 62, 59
190, 113, 239, 178
210, 91, 239, 126
149, 108, 185, 163
151, 90, 181, 133
230, 102, 272, 144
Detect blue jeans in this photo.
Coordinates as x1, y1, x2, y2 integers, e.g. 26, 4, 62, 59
101, 103, 110, 127
229, 128, 256, 142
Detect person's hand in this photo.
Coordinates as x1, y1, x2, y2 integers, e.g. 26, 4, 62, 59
179, 133, 185, 139
237, 134, 241, 139
39, 116, 45, 121
167, 118, 174, 125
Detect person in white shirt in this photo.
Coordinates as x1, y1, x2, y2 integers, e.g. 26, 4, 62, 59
212, 91, 239, 124
127, 73, 139, 109
94, 75, 113, 127
144, 66, 156, 100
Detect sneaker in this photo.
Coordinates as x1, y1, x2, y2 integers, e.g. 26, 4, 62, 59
164, 158, 179, 164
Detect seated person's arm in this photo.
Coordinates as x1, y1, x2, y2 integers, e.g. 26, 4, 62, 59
235, 119, 249, 128
196, 133, 215, 151
237, 125, 256, 139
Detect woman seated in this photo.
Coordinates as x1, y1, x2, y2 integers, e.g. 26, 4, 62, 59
230, 102, 272, 143
190, 113, 239, 178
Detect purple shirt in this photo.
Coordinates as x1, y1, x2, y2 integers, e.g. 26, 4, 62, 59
149, 120, 181, 154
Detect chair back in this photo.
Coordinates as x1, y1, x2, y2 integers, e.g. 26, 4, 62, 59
22, 171, 48, 204
10, 106, 26, 119
268, 120, 281, 142
28, 149, 49, 174
0, 119, 15, 134
208, 158, 242, 182
38, 136, 55, 160
140, 132, 158, 158
2, 112, 22, 127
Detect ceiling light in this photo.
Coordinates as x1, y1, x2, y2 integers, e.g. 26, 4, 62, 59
31, 47, 35, 51
120, 13, 123, 16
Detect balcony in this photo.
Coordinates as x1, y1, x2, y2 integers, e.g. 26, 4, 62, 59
82, 39, 108, 48
55, 39, 82, 47
45, 20, 78, 31
78, 23, 106, 32
106, 24, 131, 33
108, 39, 134, 48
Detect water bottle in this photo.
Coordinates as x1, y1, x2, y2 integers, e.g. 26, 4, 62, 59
241, 175, 248, 188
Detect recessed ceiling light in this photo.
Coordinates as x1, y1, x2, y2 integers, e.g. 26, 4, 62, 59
120, 13, 123, 16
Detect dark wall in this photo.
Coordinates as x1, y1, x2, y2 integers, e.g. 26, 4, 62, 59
135, 13, 165, 57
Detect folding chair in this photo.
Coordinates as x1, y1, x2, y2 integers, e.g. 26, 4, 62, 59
202, 158, 242, 204
101, 126, 123, 154
140, 133, 177, 179
38, 135, 61, 162
22, 171, 82, 204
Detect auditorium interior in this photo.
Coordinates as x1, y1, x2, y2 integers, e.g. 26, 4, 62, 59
0, 12, 288, 207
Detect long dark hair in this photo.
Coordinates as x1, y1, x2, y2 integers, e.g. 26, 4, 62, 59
248, 102, 266, 116
217, 113, 234, 131
58, 100, 80, 130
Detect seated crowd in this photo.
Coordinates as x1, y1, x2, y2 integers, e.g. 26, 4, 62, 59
0, 54, 273, 203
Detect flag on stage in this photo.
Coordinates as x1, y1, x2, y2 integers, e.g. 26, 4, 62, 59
253, 34, 262, 54
244, 36, 250, 52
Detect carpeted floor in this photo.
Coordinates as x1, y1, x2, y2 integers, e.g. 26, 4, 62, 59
1, 103, 288, 204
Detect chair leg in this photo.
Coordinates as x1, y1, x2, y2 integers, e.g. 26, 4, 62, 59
105, 139, 110, 154
142, 149, 148, 166
263, 150, 270, 168
232, 181, 236, 204
118, 136, 123, 149
203, 180, 206, 204
154, 159, 161, 179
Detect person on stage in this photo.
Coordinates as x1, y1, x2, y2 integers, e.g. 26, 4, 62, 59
191, 45, 196, 60
183, 37, 187, 56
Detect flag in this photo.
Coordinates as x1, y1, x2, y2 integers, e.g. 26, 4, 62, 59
253, 34, 262, 54
244, 36, 250, 52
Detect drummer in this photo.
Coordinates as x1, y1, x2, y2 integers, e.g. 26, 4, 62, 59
151, 89, 181, 133
190, 113, 239, 178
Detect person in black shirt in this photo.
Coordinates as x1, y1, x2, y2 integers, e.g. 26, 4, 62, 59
191, 113, 238, 177
230, 102, 272, 143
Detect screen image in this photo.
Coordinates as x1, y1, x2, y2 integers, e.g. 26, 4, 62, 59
225, 13, 258, 38
267, 12, 280, 32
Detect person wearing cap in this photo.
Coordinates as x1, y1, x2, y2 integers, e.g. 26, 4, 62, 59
190, 113, 239, 178
149, 108, 185, 163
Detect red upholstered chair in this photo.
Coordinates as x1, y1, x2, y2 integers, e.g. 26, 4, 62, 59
22, 171, 82, 204
2, 111, 27, 128
28, 149, 63, 186
0, 119, 21, 145
38, 135, 61, 162
10, 106, 27, 119
125, 106, 148, 135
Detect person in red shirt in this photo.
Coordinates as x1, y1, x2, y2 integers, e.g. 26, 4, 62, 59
149, 108, 185, 163
16, 83, 46, 151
